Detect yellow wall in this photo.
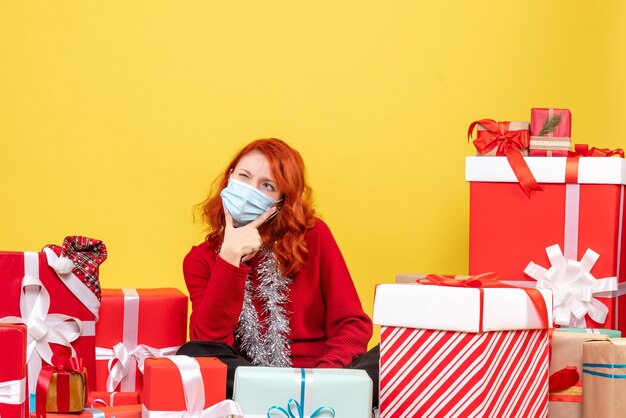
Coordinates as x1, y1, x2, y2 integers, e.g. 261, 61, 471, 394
1, 1, 624, 346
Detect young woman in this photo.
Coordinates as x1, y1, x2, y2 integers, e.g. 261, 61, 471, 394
177, 138, 378, 404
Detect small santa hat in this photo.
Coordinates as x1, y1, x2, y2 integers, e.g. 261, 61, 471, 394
45, 236, 107, 300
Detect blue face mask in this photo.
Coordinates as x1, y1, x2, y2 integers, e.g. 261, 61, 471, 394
220, 178, 277, 227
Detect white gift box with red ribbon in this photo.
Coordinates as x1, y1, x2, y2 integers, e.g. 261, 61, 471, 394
373, 282, 552, 418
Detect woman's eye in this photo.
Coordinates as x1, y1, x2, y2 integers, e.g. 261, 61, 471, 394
238, 173, 249, 179
263, 183, 275, 191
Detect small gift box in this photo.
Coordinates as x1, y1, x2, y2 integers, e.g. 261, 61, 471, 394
30, 404, 142, 417
529, 107, 572, 156
468, 119, 540, 197
549, 329, 620, 418
233, 367, 372, 417
582, 338, 626, 418
95, 288, 187, 392
0, 323, 28, 418
35, 353, 88, 418
468, 120, 530, 156
558, 328, 622, 338
87, 391, 140, 408
143, 356, 238, 417
373, 275, 552, 418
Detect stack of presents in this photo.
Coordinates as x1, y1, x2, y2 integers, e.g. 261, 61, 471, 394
1, 107, 625, 418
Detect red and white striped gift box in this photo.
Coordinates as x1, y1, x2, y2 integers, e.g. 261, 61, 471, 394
373, 282, 553, 418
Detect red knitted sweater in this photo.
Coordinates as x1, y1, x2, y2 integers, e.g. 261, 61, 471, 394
183, 218, 373, 368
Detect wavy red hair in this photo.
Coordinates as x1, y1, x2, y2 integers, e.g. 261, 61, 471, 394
200, 138, 316, 277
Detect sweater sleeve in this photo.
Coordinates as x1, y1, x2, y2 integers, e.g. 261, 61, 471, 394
183, 244, 250, 344
313, 221, 373, 367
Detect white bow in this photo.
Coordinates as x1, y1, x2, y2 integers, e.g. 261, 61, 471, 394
0, 377, 26, 405
142, 356, 243, 417
525, 244, 618, 327
0, 252, 83, 393
96, 343, 180, 391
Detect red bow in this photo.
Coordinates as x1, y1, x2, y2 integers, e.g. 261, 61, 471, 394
468, 119, 542, 198
569, 144, 624, 158
564, 144, 624, 184
419, 272, 549, 332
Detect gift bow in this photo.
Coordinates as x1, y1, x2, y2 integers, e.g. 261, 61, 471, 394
569, 144, 624, 158
468, 119, 541, 197
142, 356, 243, 418
267, 369, 336, 418
418, 272, 550, 331
524, 244, 618, 327
0, 252, 84, 394
96, 342, 179, 392
0, 377, 26, 405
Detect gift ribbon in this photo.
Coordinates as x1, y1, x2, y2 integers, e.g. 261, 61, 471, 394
0, 377, 26, 405
569, 144, 624, 158
88, 391, 130, 408
95, 288, 180, 391
418, 272, 550, 332
468, 119, 541, 197
582, 363, 626, 379
142, 356, 243, 417
35, 354, 86, 418
267, 369, 336, 418
83, 409, 106, 418
0, 252, 93, 395
89, 392, 116, 408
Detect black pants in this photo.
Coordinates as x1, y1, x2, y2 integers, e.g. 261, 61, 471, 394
177, 341, 380, 408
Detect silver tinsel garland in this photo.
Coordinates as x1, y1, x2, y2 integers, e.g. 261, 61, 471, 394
236, 248, 292, 367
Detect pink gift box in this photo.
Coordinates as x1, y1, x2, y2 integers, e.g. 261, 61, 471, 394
529, 108, 572, 156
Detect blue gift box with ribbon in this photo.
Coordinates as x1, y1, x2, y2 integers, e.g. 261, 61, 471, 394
233, 367, 372, 418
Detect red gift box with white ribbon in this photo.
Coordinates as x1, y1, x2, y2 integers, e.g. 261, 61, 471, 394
0, 250, 101, 404
373, 277, 552, 418
94, 288, 187, 393
0, 323, 28, 418
467, 153, 626, 332
142, 356, 238, 417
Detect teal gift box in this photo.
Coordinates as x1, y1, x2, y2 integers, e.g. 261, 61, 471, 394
233, 367, 372, 418
558, 328, 622, 338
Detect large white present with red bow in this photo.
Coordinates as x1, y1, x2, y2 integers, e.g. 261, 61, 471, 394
0, 237, 105, 406
467, 152, 626, 332
373, 275, 553, 418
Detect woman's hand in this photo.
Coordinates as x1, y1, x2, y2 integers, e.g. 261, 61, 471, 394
219, 206, 277, 266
